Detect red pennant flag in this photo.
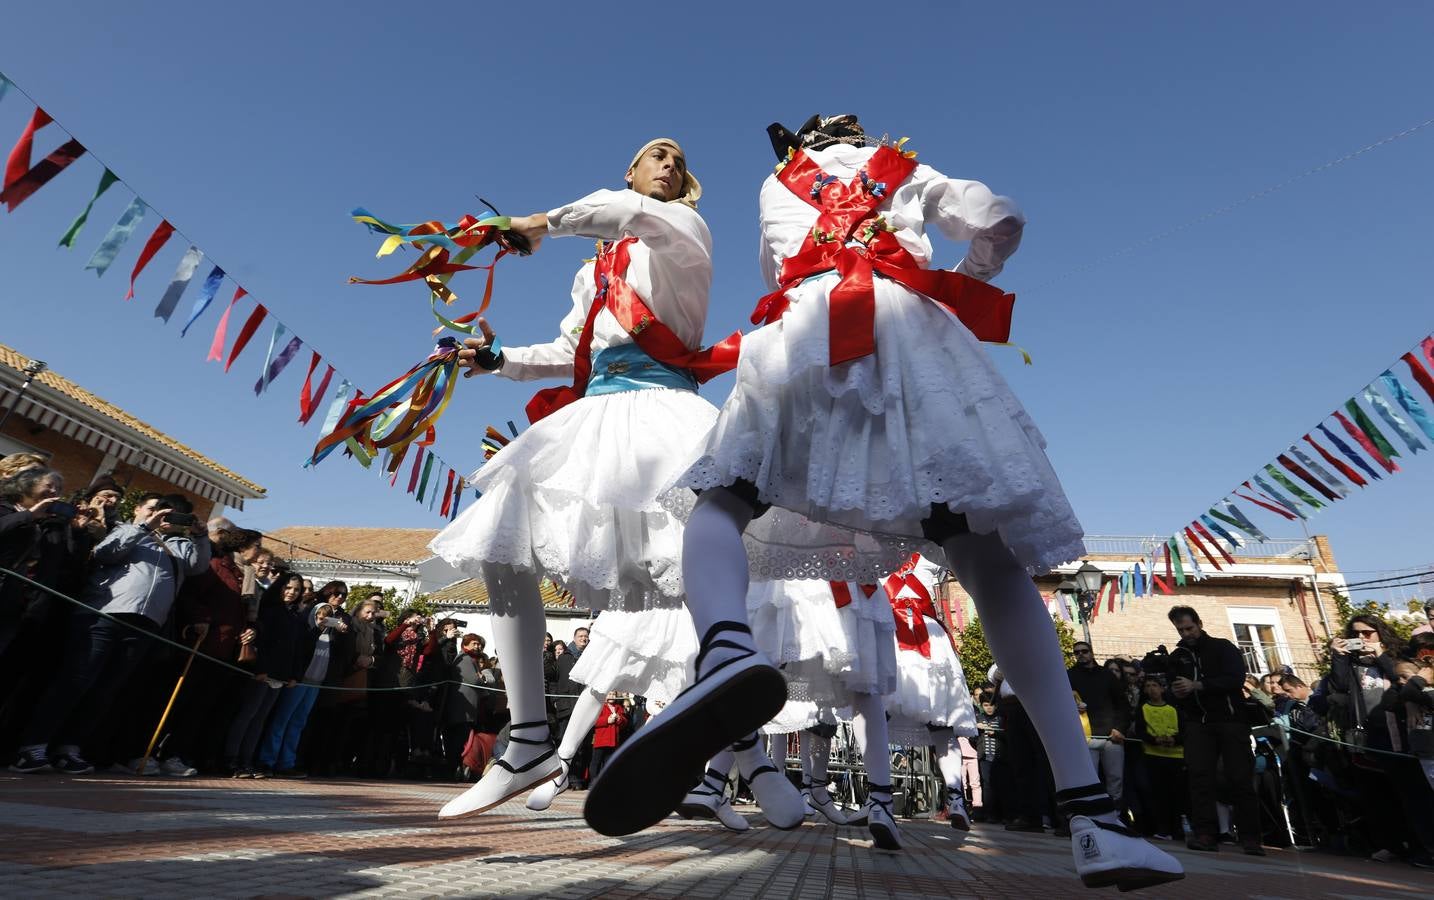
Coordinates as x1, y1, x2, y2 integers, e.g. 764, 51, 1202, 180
1193, 521, 1237, 566
1, 138, 85, 211
1333, 410, 1397, 474
1184, 526, 1223, 572
1236, 485, 1298, 520
3, 108, 52, 192
406, 447, 425, 494
1151, 575, 1173, 595
225, 303, 267, 372
1106, 581, 1116, 613
1277, 453, 1338, 502
1424, 336, 1434, 372
1403, 351, 1434, 404
1303, 434, 1367, 487
124, 220, 175, 300
298, 354, 336, 425
439, 469, 456, 516
1164, 542, 1173, 582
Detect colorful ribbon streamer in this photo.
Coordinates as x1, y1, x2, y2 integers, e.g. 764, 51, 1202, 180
58, 168, 118, 248
1381, 370, 1434, 442
1212, 501, 1270, 542
1345, 399, 1401, 463
153, 246, 203, 320
1364, 385, 1425, 454
416, 452, 436, 502
1199, 513, 1243, 548
206, 288, 247, 360
308, 339, 461, 471
83, 197, 146, 276
124, 220, 175, 300
1264, 464, 1323, 511
1302, 433, 1366, 488
1251, 475, 1307, 519
1402, 351, 1434, 403
180, 266, 226, 337
1276, 453, 1338, 502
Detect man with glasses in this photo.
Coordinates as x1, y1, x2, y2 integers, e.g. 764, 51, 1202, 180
1067, 642, 1131, 813
1166, 605, 1263, 855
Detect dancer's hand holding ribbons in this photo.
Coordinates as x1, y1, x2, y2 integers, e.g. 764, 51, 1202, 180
459, 318, 504, 377
506, 213, 548, 254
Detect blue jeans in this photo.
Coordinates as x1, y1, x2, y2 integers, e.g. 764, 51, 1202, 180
258, 684, 320, 771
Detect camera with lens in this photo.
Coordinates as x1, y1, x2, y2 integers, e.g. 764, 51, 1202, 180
163, 511, 197, 528
45, 501, 79, 519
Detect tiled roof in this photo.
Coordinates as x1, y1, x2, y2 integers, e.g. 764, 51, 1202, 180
266, 526, 439, 563
429, 577, 576, 609
0, 342, 265, 496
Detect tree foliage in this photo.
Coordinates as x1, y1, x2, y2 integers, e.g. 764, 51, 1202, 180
954, 613, 1077, 688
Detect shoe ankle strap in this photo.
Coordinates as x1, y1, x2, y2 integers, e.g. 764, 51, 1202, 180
506, 720, 553, 748
693, 620, 755, 681
1054, 782, 1106, 803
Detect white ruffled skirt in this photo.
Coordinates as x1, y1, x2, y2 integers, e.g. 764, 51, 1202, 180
568, 606, 696, 704
431, 387, 714, 611
747, 579, 898, 710
886, 615, 978, 744
675, 273, 1086, 579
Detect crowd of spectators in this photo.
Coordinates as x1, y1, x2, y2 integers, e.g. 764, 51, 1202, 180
4, 453, 1432, 869
959, 601, 1434, 871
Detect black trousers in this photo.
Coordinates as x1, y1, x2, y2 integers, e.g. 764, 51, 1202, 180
1143, 754, 1187, 838
1183, 720, 1259, 843
589, 744, 616, 783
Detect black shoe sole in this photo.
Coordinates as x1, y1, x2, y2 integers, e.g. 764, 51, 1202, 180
584, 662, 787, 837
869, 822, 902, 851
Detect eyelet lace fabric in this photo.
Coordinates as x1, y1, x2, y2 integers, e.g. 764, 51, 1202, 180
429, 388, 718, 612
887, 616, 978, 739
674, 277, 1086, 577
569, 607, 697, 702
747, 579, 898, 706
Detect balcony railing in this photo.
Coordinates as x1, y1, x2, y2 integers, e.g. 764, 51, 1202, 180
1078, 535, 1314, 560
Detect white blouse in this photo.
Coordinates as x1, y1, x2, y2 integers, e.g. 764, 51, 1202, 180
498, 189, 713, 382
757, 144, 1025, 292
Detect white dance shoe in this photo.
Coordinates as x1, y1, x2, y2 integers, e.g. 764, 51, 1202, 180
439, 720, 561, 819
1059, 785, 1184, 891
863, 788, 902, 851
948, 795, 971, 831
584, 621, 787, 836
524, 756, 571, 811
805, 783, 848, 825
732, 734, 804, 830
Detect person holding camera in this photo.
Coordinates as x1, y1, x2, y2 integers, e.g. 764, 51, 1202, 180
10, 492, 209, 775
1164, 605, 1263, 855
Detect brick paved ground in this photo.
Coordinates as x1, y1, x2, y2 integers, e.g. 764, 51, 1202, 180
0, 773, 1430, 898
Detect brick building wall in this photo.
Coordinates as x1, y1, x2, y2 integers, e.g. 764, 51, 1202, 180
2, 417, 215, 519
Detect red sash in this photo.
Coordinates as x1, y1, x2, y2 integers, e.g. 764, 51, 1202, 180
829, 581, 878, 609
750, 146, 1015, 365
526, 237, 742, 423
883, 553, 944, 658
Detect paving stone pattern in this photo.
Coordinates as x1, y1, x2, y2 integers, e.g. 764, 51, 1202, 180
0, 774, 1429, 898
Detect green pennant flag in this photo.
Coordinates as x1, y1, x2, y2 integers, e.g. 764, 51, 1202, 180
1168, 538, 1186, 586
58, 168, 119, 248
1345, 399, 1400, 460
1264, 464, 1323, 510
416, 452, 436, 502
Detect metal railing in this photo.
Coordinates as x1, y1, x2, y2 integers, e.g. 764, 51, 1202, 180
1078, 535, 1313, 560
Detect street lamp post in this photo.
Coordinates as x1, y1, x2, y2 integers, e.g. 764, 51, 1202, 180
0, 358, 47, 437
1062, 562, 1104, 648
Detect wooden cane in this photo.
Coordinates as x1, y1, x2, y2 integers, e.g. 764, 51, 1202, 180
138, 631, 208, 776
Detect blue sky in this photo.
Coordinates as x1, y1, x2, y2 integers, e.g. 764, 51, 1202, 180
1, 3, 1431, 595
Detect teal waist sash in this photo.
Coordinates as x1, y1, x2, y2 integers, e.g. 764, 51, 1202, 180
587, 343, 698, 396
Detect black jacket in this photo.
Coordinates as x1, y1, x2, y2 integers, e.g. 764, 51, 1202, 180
1168, 631, 1247, 724
551, 652, 581, 717
1067, 664, 1131, 735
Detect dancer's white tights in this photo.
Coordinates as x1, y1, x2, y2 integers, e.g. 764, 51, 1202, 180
931, 726, 964, 793
558, 688, 605, 760
481, 562, 551, 763
939, 531, 1099, 794
850, 692, 891, 791
799, 730, 830, 785
681, 490, 756, 669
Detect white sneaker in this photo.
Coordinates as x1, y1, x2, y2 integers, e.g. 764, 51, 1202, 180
122, 758, 161, 776
525, 758, 570, 811
808, 786, 848, 825
161, 757, 198, 777
1069, 815, 1184, 891
864, 794, 902, 851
